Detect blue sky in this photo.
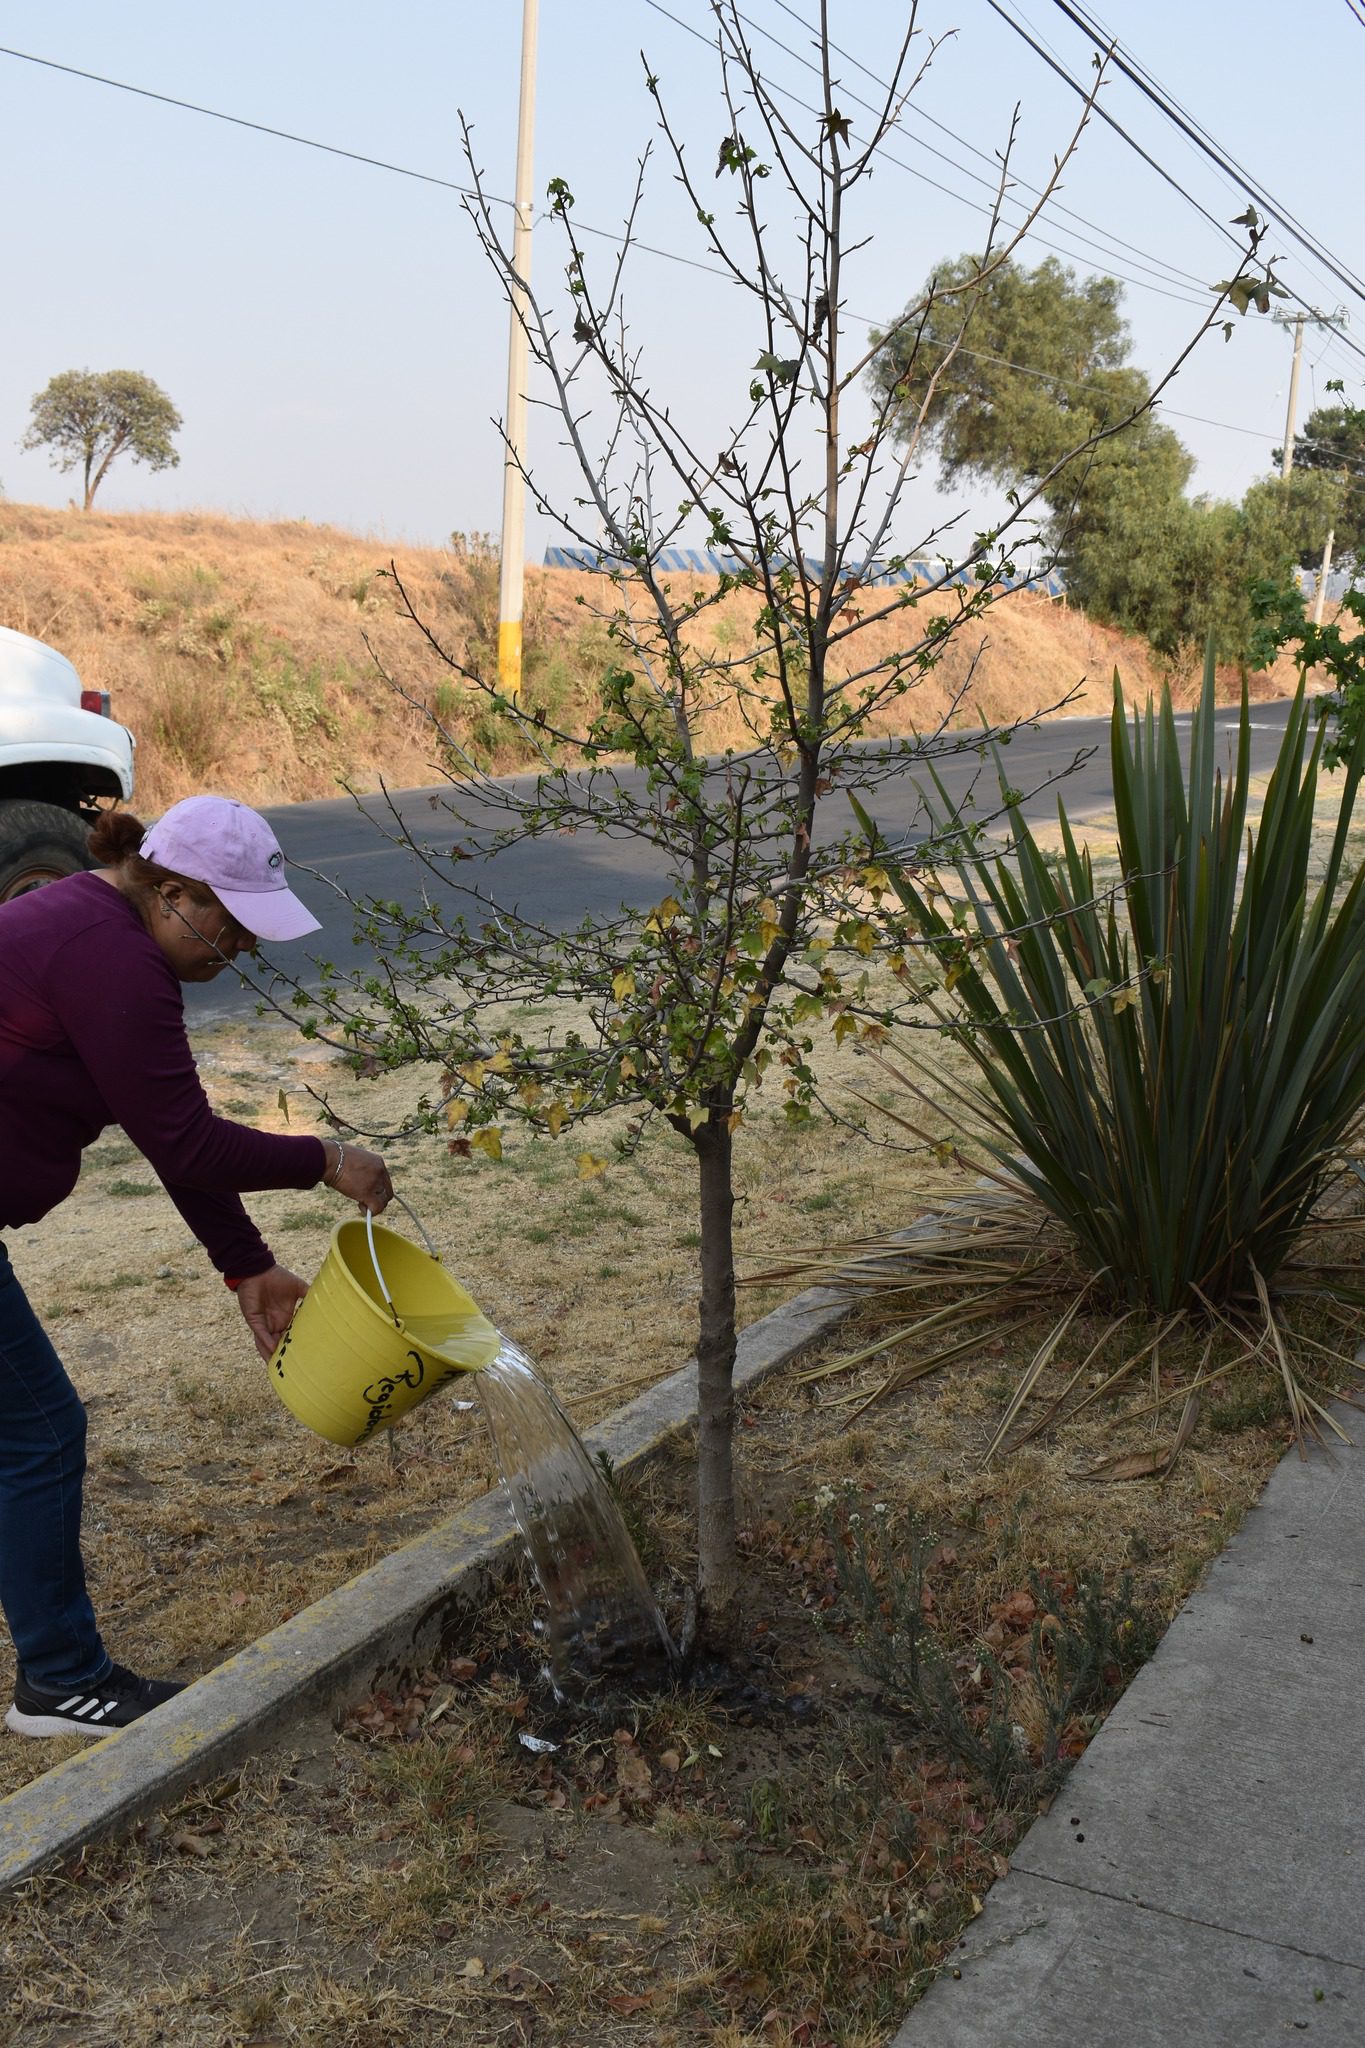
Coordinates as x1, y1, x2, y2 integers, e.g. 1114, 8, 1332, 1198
1, 1, 1359, 555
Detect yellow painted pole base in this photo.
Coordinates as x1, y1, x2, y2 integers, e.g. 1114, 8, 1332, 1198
498, 619, 523, 698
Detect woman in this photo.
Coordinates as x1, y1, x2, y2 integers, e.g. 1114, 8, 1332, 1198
0, 794, 391, 1739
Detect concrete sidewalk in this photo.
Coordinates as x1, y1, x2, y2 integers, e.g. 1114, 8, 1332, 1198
892, 1420, 1365, 2047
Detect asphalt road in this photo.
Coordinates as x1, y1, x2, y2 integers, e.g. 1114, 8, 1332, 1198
186, 698, 1297, 1022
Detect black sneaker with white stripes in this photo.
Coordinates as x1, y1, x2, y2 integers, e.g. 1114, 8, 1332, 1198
5, 1663, 185, 1739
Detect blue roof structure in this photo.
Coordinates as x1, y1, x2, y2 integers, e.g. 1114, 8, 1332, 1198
542, 544, 1065, 596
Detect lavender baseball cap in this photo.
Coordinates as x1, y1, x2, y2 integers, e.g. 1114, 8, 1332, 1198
140, 795, 321, 942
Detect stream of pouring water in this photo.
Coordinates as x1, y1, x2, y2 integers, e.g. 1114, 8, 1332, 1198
473, 1337, 676, 1692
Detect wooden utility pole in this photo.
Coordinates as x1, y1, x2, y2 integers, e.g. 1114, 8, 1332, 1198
497, 0, 539, 699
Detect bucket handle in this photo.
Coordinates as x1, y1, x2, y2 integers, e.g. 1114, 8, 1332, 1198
364, 1195, 440, 1328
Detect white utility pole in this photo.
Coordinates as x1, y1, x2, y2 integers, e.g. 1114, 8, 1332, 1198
1312, 527, 1335, 627
1280, 315, 1305, 478
497, 0, 539, 699
1273, 306, 1350, 478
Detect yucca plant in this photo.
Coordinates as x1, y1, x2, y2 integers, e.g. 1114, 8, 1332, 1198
775, 645, 1365, 1455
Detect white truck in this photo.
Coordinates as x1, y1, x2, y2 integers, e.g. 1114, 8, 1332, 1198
0, 625, 135, 899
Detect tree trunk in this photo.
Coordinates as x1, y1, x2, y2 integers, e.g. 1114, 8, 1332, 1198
693, 1114, 739, 1640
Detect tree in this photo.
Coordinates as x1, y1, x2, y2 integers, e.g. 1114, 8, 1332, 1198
1274, 401, 1365, 566
871, 252, 1326, 665
1065, 470, 1341, 664
293, 9, 1274, 1642
22, 369, 182, 510
869, 252, 1195, 555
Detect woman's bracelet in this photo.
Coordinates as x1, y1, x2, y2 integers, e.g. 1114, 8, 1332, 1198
324, 1139, 346, 1188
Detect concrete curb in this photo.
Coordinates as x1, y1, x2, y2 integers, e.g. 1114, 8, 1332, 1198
0, 1276, 853, 1891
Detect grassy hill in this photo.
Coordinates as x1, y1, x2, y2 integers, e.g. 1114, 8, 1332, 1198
0, 502, 1285, 815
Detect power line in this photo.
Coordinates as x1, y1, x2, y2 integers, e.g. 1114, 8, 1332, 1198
1344, 0, 1365, 28
737, 1, 1208, 293
983, 0, 1365, 376
643, 0, 1211, 307
765, 0, 1210, 289
1046, 0, 1365, 313
0, 33, 1303, 457
0, 43, 485, 199
0, 40, 731, 284
983, 0, 1286, 264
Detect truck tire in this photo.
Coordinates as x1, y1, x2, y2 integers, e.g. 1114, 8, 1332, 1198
0, 800, 94, 903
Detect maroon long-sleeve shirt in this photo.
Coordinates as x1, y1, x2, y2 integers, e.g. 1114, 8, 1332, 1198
0, 871, 326, 1278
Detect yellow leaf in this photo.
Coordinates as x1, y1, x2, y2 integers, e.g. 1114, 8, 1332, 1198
612, 969, 637, 1001
545, 1102, 569, 1137
832, 1012, 858, 1044
854, 922, 876, 957
469, 1128, 503, 1161
759, 920, 781, 948
644, 895, 681, 932
276, 1088, 290, 1123
944, 959, 968, 992
577, 1152, 609, 1179
757, 897, 779, 921
1112, 986, 1139, 1013
485, 1048, 512, 1075
619, 1055, 638, 1080
726, 1109, 744, 1134
445, 1100, 468, 1129
862, 865, 890, 896
459, 1060, 486, 1089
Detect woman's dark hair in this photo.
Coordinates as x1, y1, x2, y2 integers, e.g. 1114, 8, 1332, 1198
86, 809, 216, 903
86, 810, 146, 865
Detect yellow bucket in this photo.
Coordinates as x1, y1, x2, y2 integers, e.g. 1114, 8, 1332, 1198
269, 1200, 501, 1446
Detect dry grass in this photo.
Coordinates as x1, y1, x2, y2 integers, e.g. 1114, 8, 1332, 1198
0, 946, 1315, 2041
0, 977, 980, 1804
0, 1305, 1297, 2048
0, 970, 1321, 2043
0, 500, 1305, 816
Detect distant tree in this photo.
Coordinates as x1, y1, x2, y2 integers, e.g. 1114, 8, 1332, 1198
1237, 470, 1343, 581
22, 369, 182, 510
1275, 401, 1365, 565
870, 252, 1194, 526
1065, 469, 1342, 663
869, 250, 1324, 664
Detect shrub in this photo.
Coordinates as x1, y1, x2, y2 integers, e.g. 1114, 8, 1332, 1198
820, 1487, 1157, 1799
828, 640, 1365, 1452
142, 660, 233, 779
874, 645, 1365, 1313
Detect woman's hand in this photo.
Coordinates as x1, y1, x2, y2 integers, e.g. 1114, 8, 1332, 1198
323, 1140, 393, 1215
237, 1264, 308, 1361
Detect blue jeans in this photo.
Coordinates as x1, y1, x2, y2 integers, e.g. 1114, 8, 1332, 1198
0, 1242, 110, 1689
